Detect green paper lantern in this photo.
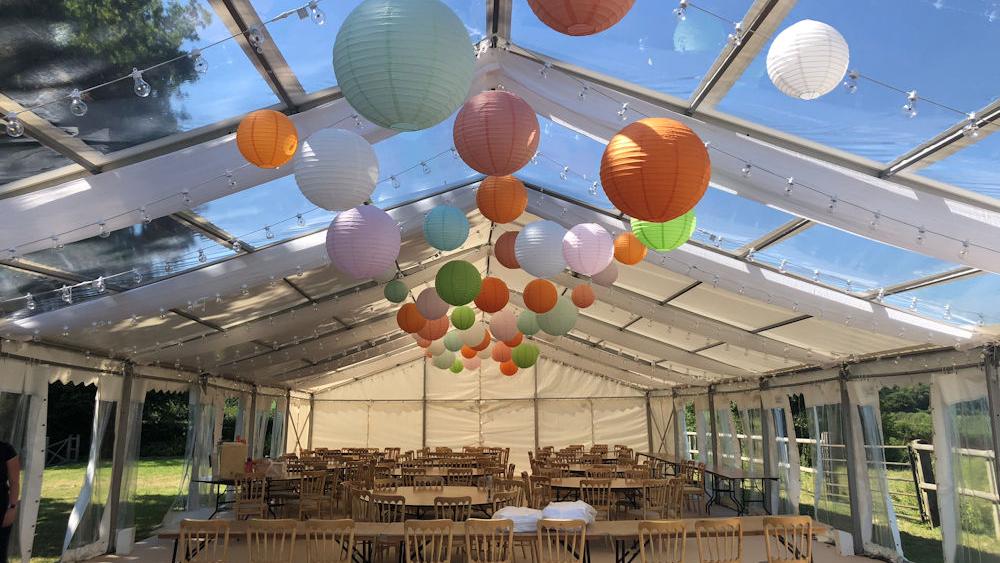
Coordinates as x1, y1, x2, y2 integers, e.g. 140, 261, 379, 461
511, 342, 540, 369
537, 296, 578, 336
443, 330, 464, 352
435, 260, 482, 306
432, 350, 455, 369
630, 211, 697, 252
333, 0, 475, 131
517, 310, 540, 336
383, 279, 408, 303
450, 358, 464, 373
451, 306, 476, 330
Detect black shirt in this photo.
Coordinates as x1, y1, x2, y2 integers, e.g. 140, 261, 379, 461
0, 441, 15, 509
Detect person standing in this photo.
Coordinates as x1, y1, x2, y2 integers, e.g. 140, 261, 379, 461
0, 440, 19, 560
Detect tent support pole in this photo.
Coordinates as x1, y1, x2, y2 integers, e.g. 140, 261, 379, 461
673, 392, 683, 459
759, 381, 774, 514
839, 368, 865, 554
533, 364, 539, 451
283, 390, 291, 455
308, 393, 315, 450
645, 391, 653, 453
248, 387, 258, 455
983, 344, 1000, 514
106, 362, 135, 554
708, 386, 719, 464
422, 358, 427, 449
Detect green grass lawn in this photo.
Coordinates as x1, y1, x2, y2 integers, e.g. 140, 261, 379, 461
32, 457, 184, 563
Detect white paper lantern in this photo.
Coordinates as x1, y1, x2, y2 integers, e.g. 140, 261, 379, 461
476, 347, 491, 359
766, 19, 849, 100
294, 128, 379, 211
515, 220, 568, 279
326, 205, 401, 279
562, 223, 614, 276
461, 321, 488, 346
432, 350, 455, 369
429, 339, 446, 356
416, 287, 449, 320
489, 310, 518, 343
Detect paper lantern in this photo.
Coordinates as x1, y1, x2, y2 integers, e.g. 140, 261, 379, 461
418, 316, 450, 341
236, 109, 298, 168
326, 206, 401, 279
500, 360, 518, 376
443, 331, 464, 352
470, 328, 492, 351
571, 284, 596, 309
517, 310, 540, 336
515, 221, 568, 278
767, 20, 849, 100
460, 345, 477, 359
416, 287, 449, 320
489, 310, 518, 343
562, 223, 614, 276
384, 279, 409, 303
504, 332, 523, 348
424, 206, 469, 251
435, 260, 482, 306
492, 342, 512, 363
526, 0, 634, 36
477, 347, 491, 359
477, 176, 529, 224
524, 279, 558, 314
600, 118, 710, 222
461, 321, 488, 347
592, 262, 618, 287
432, 350, 455, 369
475, 277, 509, 314
414, 335, 432, 348
374, 268, 398, 283
463, 355, 481, 370
631, 211, 696, 252
294, 128, 378, 210
333, 0, 475, 131
614, 232, 647, 265
494, 231, 520, 269
511, 343, 540, 369
451, 306, 476, 330
428, 339, 446, 356
397, 303, 426, 333
450, 359, 464, 374
454, 91, 539, 176
537, 296, 578, 336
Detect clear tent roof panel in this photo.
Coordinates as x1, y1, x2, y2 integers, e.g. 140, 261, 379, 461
890, 272, 1000, 327
0, 267, 65, 315
690, 186, 793, 253
919, 130, 1000, 200
0, 141, 76, 187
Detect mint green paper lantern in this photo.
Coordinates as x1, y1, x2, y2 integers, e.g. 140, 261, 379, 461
424, 206, 469, 251
443, 330, 464, 352
451, 306, 476, 330
432, 350, 455, 369
511, 342, 540, 369
537, 296, 578, 337
450, 358, 464, 373
630, 211, 697, 252
435, 260, 482, 306
517, 310, 540, 336
383, 279, 408, 303
333, 0, 475, 131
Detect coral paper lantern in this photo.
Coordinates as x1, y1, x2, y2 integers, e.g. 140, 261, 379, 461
493, 231, 520, 269
511, 342, 540, 369
489, 310, 519, 343
460, 345, 477, 359
537, 296, 578, 336
524, 279, 558, 314
504, 332, 523, 348
515, 221, 568, 278
614, 232, 647, 265
562, 223, 614, 276
492, 342, 512, 363
454, 91, 539, 176
326, 206, 401, 279
474, 277, 509, 314
517, 310, 540, 336
477, 176, 529, 224
526, 0, 635, 36
384, 279, 409, 303
591, 262, 618, 287
333, 0, 475, 131
435, 260, 482, 306
600, 118, 710, 222
463, 355, 481, 370
631, 211, 696, 252
294, 128, 378, 210
500, 360, 518, 376
451, 306, 476, 330
418, 316, 450, 341
416, 287, 449, 320
571, 284, 596, 309
766, 20, 849, 100
237, 109, 298, 168
397, 303, 426, 333
424, 206, 469, 251
414, 335, 432, 348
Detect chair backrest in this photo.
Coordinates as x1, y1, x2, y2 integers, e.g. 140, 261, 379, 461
373, 478, 399, 492
178, 519, 230, 563
247, 519, 297, 563
434, 496, 472, 521
303, 519, 355, 563
529, 475, 552, 509
762, 516, 812, 563
638, 520, 686, 563
350, 488, 370, 522
447, 467, 475, 485
466, 518, 514, 563
579, 479, 613, 513
404, 519, 454, 563
414, 475, 445, 490
665, 478, 685, 518
371, 493, 407, 523
491, 490, 521, 513
401, 467, 427, 485
536, 519, 587, 563
694, 518, 742, 563
585, 465, 615, 478
301, 471, 327, 498
236, 475, 267, 502
642, 479, 671, 516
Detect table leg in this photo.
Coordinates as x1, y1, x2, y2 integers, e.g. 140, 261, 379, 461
171, 538, 178, 563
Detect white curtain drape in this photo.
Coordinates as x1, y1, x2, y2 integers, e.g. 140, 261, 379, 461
162, 383, 217, 526
762, 388, 799, 515
693, 394, 711, 464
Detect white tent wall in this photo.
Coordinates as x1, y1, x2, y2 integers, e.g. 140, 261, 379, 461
286, 393, 313, 454
648, 394, 676, 458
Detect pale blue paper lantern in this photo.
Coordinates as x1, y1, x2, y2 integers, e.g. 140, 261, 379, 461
424, 206, 470, 251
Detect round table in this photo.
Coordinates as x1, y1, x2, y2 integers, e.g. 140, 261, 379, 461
548, 477, 641, 491
565, 464, 628, 476
390, 467, 487, 478
386, 485, 493, 507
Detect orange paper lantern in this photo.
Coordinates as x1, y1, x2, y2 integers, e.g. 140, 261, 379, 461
417, 316, 450, 341
494, 231, 520, 269
500, 360, 518, 376
492, 342, 512, 363
526, 0, 634, 36
614, 232, 647, 265
237, 109, 299, 168
461, 345, 477, 359
523, 279, 558, 314
454, 91, 539, 176
504, 332, 524, 348
470, 330, 492, 351
571, 284, 596, 308
600, 118, 710, 222
397, 303, 427, 333
477, 176, 528, 224
475, 276, 510, 313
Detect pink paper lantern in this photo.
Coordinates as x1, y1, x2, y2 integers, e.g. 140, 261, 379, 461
489, 309, 518, 342
463, 355, 482, 370
416, 287, 449, 320
591, 261, 619, 287
562, 223, 614, 276
453, 90, 540, 176
326, 205, 401, 279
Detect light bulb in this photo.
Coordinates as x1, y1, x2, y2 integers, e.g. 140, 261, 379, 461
247, 26, 266, 53
296, 213, 305, 227
420, 161, 431, 175
190, 48, 208, 74
740, 163, 752, 177
93, 276, 106, 293
308, 0, 325, 25
560, 166, 569, 180
61, 285, 73, 304
785, 177, 794, 196
265, 225, 274, 240
133, 270, 142, 285
4, 113, 23, 138
131, 68, 151, 98
232, 240, 243, 253
98, 222, 109, 238
962, 112, 979, 138
69, 88, 88, 117
842, 71, 859, 94
240, 284, 250, 297
673, 0, 688, 20
25, 293, 35, 311
617, 103, 629, 121
62, 325, 70, 337
902, 90, 918, 118
140, 207, 151, 224
728, 22, 743, 46
198, 249, 207, 263
159, 307, 167, 319
390, 176, 400, 189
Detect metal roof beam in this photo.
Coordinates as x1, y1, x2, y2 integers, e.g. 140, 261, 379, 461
0, 94, 104, 172
487, 0, 512, 45
737, 217, 812, 256
883, 98, 1000, 176
865, 267, 982, 300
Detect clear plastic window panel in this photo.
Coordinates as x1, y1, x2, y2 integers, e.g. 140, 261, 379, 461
0, 140, 76, 188
857, 404, 904, 557
808, 403, 854, 535
920, 130, 1000, 201
0, 267, 66, 317
770, 407, 796, 515
890, 272, 1000, 327
945, 396, 1000, 563
691, 187, 794, 253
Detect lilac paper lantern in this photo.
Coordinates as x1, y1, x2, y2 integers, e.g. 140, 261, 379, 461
489, 309, 518, 342
562, 223, 614, 276
591, 261, 618, 287
326, 205, 401, 279
416, 287, 449, 320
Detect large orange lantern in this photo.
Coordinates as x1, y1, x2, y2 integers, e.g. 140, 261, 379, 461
417, 315, 450, 341
571, 284, 596, 308
524, 279, 558, 314
504, 332, 523, 348
237, 109, 299, 168
600, 118, 710, 222
397, 303, 426, 333
526, 0, 634, 36
461, 345, 477, 359
454, 91, 539, 176
614, 232, 647, 265
475, 276, 510, 313
500, 360, 518, 376
471, 330, 492, 351
492, 342, 512, 363
493, 231, 520, 269
477, 176, 528, 224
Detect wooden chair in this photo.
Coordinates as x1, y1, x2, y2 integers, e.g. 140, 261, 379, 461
178, 519, 230, 563
579, 479, 613, 521
466, 518, 514, 563
303, 519, 355, 563
404, 519, 454, 563
373, 478, 399, 492
247, 519, 297, 563
637, 520, 686, 563
763, 516, 813, 563
370, 493, 407, 523
529, 476, 553, 509
414, 475, 445, 490
585, 465, 615, 478
682, 463, 708, 516
434, 496, 472, 521
447, 467, 475, 486
536, 519, 587, 563
694, 518, 742, 563
234, 475, 268, 520
491, 490, 520, 514
401, 467, 427, 486
298, 471, 328, 520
